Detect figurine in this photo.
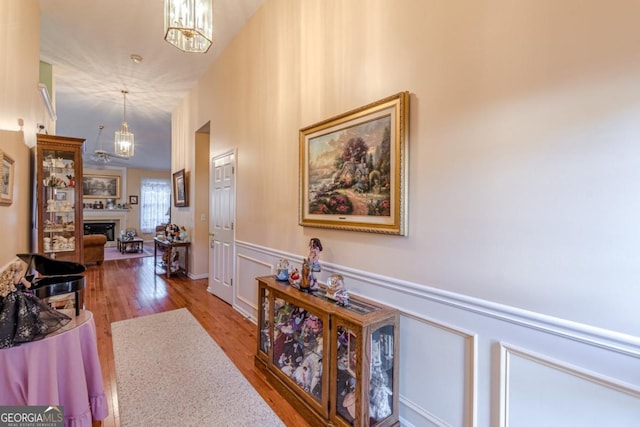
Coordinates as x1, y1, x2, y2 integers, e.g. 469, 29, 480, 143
275, 258, 289, 281
299, 238, 322, 292
308, 238, 322, 272
326, 273, 349, 306
300, 258, 311, 291
0, 261, 70, 349
179, 226, 189, 242
326, 274, 344, 300
288, 268, 301, 288
369, 366, 393, 420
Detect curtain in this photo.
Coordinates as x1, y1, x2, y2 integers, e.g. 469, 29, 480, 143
140, 178, 171, 233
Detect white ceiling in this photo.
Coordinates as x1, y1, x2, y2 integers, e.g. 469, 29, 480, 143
39, 0, 265, 169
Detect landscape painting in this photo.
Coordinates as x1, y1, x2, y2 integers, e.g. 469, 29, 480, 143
299, 92, 409, 235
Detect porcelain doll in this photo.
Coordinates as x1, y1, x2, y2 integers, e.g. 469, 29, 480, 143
0, 262, 70, 349
179, 226, 189, 242
308, 238, 322, 272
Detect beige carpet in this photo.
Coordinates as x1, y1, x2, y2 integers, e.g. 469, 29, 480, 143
111, 309, 285, 427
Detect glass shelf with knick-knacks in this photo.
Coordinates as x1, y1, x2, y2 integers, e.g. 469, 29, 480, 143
36, 134, 84, 262
255, 275, 400, 427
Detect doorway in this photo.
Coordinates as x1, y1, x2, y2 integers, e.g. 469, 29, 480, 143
207, 150, 236, 304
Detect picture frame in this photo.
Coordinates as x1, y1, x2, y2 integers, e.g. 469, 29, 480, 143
173, 169, 188, 207
129, 195, 138, 205
82, 174, 121, 199
0, 150, 15, 205
299, 91, 410, 235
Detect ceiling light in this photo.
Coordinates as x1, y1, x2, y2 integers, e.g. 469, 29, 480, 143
93, 125, 111, 163
164, 0, 213, 53
130, 54, 143, 64
114, 90, 134, 158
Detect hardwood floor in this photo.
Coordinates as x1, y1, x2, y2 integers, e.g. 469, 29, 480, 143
83, 256, 311, 427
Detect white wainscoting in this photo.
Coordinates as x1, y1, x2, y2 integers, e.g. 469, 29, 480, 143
234, 240, 640, 427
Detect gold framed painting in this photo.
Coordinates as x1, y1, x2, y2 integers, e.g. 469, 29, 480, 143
82, 174, 121, 198
0, 150, 15, 205
299, 91, 409, 235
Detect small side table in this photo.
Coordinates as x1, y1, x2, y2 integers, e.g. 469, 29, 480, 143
153, 237, 190, 278
118, 237, 144, 254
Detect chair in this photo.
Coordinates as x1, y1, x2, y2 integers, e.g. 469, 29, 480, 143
83, 234, 107, 265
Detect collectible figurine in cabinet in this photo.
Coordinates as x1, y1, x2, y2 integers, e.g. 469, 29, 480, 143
301, 238, 323, 292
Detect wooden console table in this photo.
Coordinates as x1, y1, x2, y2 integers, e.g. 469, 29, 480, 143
153, 237, 190, 278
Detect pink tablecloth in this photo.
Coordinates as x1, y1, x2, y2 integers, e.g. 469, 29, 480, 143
0, 310, 109, 427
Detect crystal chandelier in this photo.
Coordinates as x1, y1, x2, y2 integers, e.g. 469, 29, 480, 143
114, 90, 134, 158
164, 0, 213, 53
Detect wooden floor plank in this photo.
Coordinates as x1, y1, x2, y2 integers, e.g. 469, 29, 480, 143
83, 256, 311, 427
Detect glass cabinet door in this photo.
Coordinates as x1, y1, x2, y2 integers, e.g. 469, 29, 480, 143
272, 297, 324, 402
336, 325, 358, 425
259, 287, 271, 355
369, 324, 395, 425
41, 151, 77, 257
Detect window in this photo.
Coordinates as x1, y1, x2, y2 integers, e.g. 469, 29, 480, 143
140, 178, 171, 233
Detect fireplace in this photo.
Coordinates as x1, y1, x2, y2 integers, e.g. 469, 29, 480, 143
84, 222, 116, 241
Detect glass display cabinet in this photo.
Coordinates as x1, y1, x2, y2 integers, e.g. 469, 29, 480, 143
256, 275, 399, 427
34, 134, 85, 263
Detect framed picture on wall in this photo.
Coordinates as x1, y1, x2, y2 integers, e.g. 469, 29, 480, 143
83, 174, 121, 198
173, 169, 188, 207
299, 91, 410, 235
129, 195, 138, 205
0, 150, 15, 205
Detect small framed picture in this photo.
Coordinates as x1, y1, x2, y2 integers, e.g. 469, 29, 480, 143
0, 150, 15, 205
173, 169, 188, 207
129, 195, 138, 205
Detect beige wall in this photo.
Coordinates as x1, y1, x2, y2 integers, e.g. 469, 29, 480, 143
0, 0, 40, 267
0, 131, 31, 267
173, 0, 640, 336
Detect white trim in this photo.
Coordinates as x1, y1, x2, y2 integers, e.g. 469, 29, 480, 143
235, 240, 639, 357
499, 342, 640, 427
400, 396, 451, 427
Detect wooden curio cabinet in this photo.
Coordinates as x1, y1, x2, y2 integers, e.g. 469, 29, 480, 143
33, 134, 85, 264
256, 276, 399, 427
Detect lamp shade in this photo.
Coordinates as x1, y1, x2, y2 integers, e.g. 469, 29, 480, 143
115, 122, 134, 157
114, 90, 134, 157
164, 0, 213, 53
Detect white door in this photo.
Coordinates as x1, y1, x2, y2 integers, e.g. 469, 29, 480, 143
207, 151, 235, 304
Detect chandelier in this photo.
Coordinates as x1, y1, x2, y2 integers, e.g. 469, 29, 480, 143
164, 0, 213, 53
114, 90, 134, 158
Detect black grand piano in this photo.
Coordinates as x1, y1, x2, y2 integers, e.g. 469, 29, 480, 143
17, 253, 86, 316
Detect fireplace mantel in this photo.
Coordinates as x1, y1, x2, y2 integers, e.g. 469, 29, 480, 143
84, 210, 130, 246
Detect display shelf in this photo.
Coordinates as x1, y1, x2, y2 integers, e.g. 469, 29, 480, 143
34, 134, 85, 263
256, 275, 400, 427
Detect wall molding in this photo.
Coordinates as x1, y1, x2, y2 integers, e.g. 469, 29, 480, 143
499, 342, 640, 426
400, 396, 450, 427
402, 310, 478, 427
235, 253, 273, 310
235, 240, 640, 357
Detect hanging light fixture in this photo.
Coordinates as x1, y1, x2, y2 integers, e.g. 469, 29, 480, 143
114, 90, 134, 158
164, 0, 213, 53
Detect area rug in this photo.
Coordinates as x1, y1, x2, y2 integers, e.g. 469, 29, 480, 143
103, 245, 155, 261
111, 309, 284, 427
